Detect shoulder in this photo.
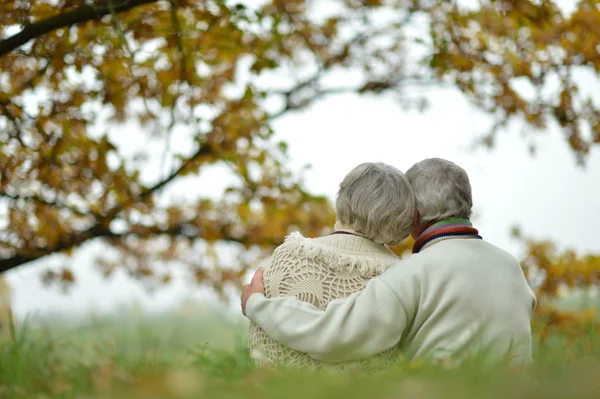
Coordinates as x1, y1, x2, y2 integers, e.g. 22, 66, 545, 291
271, 231, 313, 258
479, 240, 520, 262
428, 239, 521, 266
270, 231, 398, 275
375, 255, 424, 288
268, 232, 331, 269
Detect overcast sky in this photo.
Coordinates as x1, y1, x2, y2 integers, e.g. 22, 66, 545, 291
4, 0, 600, 319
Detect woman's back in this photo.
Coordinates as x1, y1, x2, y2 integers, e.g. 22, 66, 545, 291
248, 231, 401, 372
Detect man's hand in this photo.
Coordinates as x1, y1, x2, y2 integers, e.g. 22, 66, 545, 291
241, 267, 265, 316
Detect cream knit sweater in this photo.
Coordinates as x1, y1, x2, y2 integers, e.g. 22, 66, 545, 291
247, 237, 537, 367
247, 226, 401, 372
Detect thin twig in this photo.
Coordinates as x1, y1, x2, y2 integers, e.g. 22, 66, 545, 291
0, 191, 90, 216
0, 100, 26, 147
158, 0, 190, 185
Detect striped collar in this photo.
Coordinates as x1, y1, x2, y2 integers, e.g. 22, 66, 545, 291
412, 218, 482, 254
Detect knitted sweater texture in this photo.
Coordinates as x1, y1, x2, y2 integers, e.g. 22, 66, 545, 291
247, 229, 401, 372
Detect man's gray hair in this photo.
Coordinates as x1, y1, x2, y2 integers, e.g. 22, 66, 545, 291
336, 162, 415, 246
405, 158, 473, 225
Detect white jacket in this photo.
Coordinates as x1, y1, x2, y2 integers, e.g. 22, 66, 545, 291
246, 237, 537, 366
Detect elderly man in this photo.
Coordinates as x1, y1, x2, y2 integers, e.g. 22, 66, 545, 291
241, 158, 537, 367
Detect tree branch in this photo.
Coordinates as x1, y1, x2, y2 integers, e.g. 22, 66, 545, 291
0, 192, 89, 216
0, 223, 111, 274
0, 0, 160, 57
268, 76, 444, 120
0, 142, 215, 273
0, 100, 26, 146
139, 144, 214, 201
0, 209, 279, 275
168, 0, 188, 85
112, 221, 281, 249
0, 254, 38, 274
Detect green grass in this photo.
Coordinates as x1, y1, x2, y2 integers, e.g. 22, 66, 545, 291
1, 305, 599, 399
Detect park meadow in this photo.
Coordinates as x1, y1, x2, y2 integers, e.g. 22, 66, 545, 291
0, 294, 599, 399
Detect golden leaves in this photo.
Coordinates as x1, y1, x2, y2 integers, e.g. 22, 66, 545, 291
41, 267, 76, 293
514, 228, 600, 347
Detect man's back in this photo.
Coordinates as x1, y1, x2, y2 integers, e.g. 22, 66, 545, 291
387, 238, 536, 366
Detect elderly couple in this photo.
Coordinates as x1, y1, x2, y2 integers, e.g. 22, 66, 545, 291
241, 158, 536, 372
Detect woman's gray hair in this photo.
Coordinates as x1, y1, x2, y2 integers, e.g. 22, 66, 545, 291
405, 158, 473, 225
336, 162, 415, 246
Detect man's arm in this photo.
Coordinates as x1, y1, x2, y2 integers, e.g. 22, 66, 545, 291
243, 266, 418, 363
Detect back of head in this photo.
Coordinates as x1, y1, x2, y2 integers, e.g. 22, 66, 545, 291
336, 162, 415, 246
405, 158, 473, 225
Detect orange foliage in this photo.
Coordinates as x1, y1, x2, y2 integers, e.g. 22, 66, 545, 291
514, 227, 600, 345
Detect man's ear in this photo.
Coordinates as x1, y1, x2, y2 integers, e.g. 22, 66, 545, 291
410, 209, 421, 240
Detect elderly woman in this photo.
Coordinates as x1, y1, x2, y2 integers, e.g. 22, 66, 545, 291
247, 162, 415, 372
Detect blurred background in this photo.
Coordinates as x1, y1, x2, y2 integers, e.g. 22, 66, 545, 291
1, 0, 599, 343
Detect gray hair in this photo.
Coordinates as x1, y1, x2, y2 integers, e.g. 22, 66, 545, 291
405, 158, 473, 225
336, 162, 415, 246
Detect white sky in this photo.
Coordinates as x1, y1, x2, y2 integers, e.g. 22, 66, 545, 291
4, 0, 600, 319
